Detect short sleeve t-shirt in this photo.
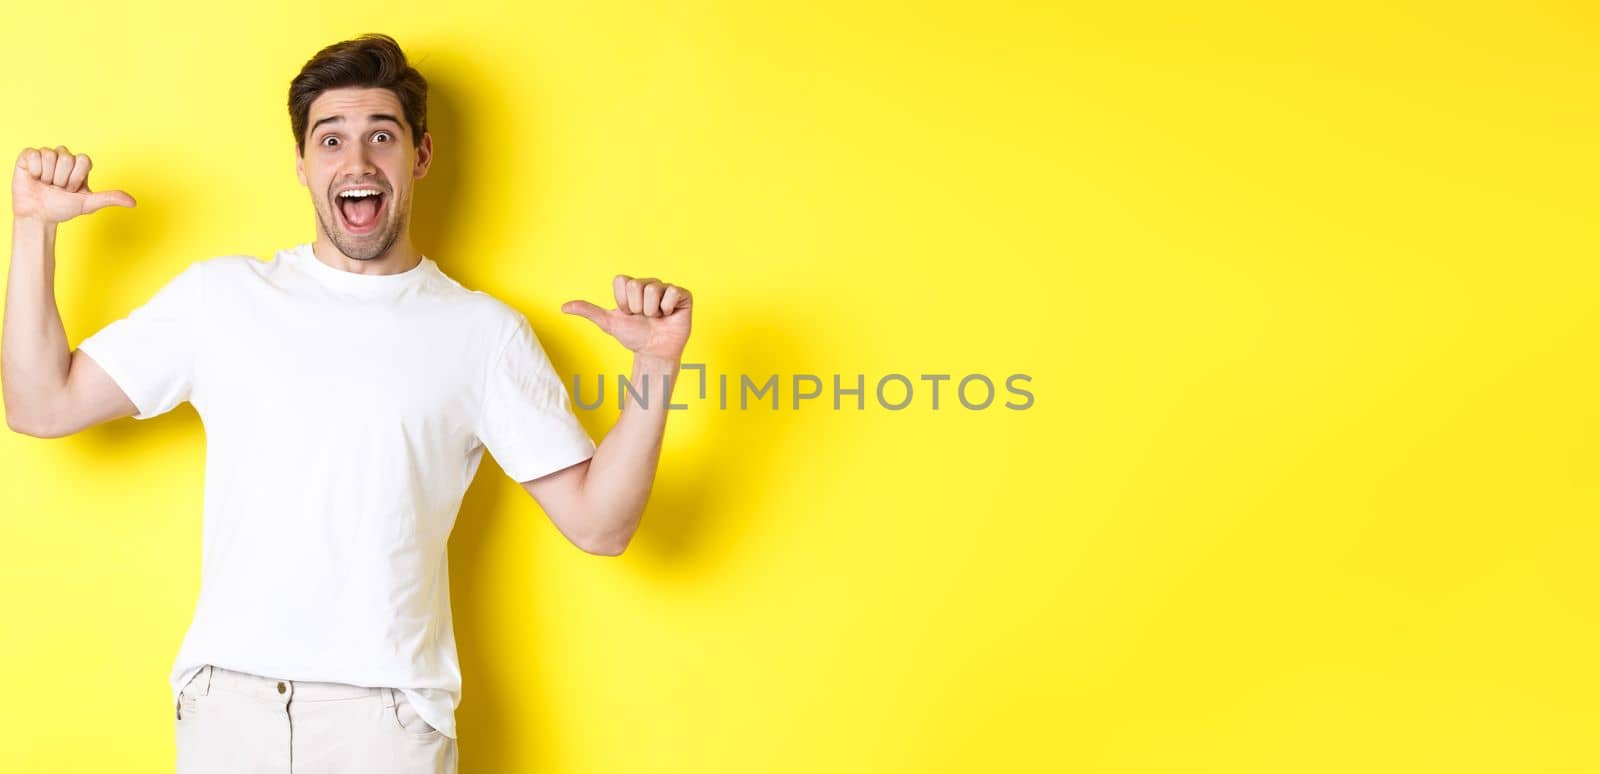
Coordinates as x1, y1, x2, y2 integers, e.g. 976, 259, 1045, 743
74, 243, 597, 739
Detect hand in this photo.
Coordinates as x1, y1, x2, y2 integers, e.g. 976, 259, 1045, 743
562, 275, 693, 363
13, 146, 136, 224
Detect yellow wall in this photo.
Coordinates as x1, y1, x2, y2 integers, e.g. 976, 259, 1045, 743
2, 1, 1594, 771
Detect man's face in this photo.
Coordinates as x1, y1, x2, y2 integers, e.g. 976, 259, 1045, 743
296, 87, 431, 261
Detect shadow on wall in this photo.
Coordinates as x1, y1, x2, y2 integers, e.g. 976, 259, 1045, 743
450, 305, 806, 768
427, 51, 812, 766
559, 310, 808, 569
407, 56, 469, 265
71, 162, 199, 453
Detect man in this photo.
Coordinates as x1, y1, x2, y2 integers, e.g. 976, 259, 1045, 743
2, 33, 690, 773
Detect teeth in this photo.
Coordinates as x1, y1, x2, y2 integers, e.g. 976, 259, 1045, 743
338, 189, 381, 198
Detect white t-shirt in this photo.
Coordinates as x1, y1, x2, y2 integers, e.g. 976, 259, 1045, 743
75, 242, 597, 739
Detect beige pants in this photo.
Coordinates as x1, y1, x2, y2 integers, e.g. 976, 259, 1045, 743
174, 664, 457, 773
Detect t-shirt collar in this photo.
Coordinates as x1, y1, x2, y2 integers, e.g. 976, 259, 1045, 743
290, 243, 434, 293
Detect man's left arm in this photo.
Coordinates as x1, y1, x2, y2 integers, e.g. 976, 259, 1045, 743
521, 275, 692, 556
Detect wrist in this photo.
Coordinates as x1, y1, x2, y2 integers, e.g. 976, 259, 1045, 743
633, 352, 681, 372
12, 215, 57, 240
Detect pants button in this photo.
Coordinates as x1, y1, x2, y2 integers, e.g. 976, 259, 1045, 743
277, 682, 286, 694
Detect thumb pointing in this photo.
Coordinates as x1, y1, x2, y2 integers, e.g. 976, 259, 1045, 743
561, 300, 611, 333
83, 190, 136, 214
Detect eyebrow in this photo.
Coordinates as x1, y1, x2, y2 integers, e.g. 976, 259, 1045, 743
309, 113, 404, 136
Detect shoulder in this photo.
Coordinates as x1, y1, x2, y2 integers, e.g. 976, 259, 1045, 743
170, 254, 274, 299
181, 253, 275, 288
195, 253, 271, 275
470, 292, 535, 351
424, 265, 536, 341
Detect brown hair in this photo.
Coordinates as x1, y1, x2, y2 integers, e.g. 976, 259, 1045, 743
288, 33, 428, 156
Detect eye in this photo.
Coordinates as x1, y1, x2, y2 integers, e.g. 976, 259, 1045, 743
321, 135, 339, 148
373, 131, 392, 143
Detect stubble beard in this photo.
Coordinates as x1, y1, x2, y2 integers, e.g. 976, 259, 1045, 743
317, 192, 409, 263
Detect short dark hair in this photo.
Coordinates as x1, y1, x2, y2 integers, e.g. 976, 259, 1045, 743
288, 33, 428, 156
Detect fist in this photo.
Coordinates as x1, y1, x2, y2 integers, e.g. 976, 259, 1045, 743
13, 146, 136, 224
562, 275, 693, 362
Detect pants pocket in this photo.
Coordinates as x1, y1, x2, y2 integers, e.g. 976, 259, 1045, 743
175, 667, 206, 720
391, 692, 443, 737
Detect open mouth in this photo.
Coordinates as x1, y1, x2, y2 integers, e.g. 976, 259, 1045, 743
334, 188, 387, 235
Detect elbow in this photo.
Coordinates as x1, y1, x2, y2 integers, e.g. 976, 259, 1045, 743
5, 391, 65, 438
574, 523, 635, 557
558, 500, 642, 556
5, 409, 55, 439
577, 534, 631, 557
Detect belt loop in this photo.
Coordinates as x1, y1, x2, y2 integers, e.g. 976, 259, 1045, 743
382, 687, 397, 708
201, 664, 214, 696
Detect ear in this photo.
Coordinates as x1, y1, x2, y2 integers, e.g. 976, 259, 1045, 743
295, 146, 307, 187
413, 131, 433, 180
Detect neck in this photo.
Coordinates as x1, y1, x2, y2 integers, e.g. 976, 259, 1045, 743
310, 232, 422, 276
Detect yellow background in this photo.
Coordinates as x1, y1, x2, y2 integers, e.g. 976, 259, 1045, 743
2, 1, 1595, 771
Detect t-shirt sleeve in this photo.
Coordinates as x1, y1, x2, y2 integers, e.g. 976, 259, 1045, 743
475, 312, 597, 483
75, 261, 206, 421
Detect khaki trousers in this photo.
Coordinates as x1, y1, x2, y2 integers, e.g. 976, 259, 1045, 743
174, 664, 457, 773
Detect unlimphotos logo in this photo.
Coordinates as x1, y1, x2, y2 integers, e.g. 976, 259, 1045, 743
571, 365, 1034, 411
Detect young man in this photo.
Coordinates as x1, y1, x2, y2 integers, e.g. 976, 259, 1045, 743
3, 33, 690, 773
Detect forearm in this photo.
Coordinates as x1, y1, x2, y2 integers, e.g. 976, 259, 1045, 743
576, 353, 680, 549
2, 217, 69, 427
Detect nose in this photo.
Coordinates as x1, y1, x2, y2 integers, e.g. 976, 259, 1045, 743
340, 143, 378, 178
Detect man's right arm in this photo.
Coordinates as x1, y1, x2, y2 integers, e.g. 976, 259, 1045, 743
3, 146, 139, 438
